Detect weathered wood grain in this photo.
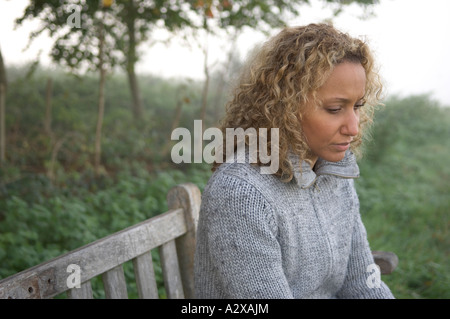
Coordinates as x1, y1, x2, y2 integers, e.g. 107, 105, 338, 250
159, 240, 184, 299
0, 208, 186, 299
132, 252, 159, 299
102, 265, 128, 299
167, 183, 201, 299
67, 281, 93, 299
372, 251, 399, 275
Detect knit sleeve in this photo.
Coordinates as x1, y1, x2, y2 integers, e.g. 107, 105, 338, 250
336, 211, 395, 299
194, 173, 293, 298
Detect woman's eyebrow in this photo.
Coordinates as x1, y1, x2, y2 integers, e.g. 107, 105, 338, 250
324, 96, 366, 104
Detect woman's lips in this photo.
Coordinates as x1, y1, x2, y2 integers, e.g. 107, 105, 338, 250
332, 143, 350, 151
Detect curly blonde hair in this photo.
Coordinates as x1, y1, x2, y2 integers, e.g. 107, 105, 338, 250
213, 23, 383, 181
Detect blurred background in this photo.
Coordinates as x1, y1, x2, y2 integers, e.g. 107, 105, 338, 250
0, 0, 448, 299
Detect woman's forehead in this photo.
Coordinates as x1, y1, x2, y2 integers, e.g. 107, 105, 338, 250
316, 62, 366, 99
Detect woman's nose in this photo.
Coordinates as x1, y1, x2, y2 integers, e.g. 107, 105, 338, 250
341, 110, 360, 137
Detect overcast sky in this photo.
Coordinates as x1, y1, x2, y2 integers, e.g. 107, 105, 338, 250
1, 0, 449, 106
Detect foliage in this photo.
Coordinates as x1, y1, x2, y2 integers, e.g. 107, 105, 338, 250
0, 161, 211, 298
13, 0, 380, 120
15, 0, 192, 71
356, 94, 450, 299
1, 65, 210, 176
15, 0, 379, 70
0, 64, 215, 298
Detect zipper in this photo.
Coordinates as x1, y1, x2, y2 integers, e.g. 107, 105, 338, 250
301, 172, 358, 190
318, 172, 360, 179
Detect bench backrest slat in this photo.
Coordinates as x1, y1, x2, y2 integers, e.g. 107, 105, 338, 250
132, 252, 159, 299
102, 265, 128, 299
159, 239, 184, 299
67, 281, 93, 299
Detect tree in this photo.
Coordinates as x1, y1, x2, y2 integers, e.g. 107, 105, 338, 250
15, 0, 195, 121
95, 2, 109, 176
15, 0, 379, 121
16, 1, 116, 175
189, 0, 379, 33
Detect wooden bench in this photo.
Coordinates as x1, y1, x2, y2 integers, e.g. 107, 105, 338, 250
0, 183, 398, 299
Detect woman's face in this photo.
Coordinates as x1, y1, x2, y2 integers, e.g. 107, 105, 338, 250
301, 61, 366, 166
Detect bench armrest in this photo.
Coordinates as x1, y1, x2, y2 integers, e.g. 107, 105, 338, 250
372, 251, 399, 275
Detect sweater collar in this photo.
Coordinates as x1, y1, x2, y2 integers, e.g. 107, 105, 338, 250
289, 151, 360, 189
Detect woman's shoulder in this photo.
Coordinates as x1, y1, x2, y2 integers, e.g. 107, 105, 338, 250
208, 162, 285, 194
202, 161, 298, 216
200, 162, 283, 234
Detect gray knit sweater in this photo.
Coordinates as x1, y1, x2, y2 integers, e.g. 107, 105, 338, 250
194, 151, 394, 299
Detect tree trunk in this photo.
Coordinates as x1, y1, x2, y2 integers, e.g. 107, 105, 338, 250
95, 69, 106, 176
162, 98, 185, 157
95, 13, 106, 176
126, 63, 143, 120
125, 3, 144, 121
44, 78, 53, 139
199, 42, 210, 125
171, 99, 184, 133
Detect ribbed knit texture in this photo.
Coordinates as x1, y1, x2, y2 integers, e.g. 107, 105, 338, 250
194, 151, 394, 299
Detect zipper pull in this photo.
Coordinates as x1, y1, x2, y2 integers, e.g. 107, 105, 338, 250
314, 182, 320, 193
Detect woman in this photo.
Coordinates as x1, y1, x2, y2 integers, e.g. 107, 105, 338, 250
194, 23, 394, 299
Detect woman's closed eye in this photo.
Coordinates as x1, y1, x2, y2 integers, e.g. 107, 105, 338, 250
326, 107, 342, 114
325, 103, 364, 114
355, 100, 366, 108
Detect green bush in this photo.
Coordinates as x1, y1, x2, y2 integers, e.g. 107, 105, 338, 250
0, 162, 211, 298
356, 95, 450, 299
